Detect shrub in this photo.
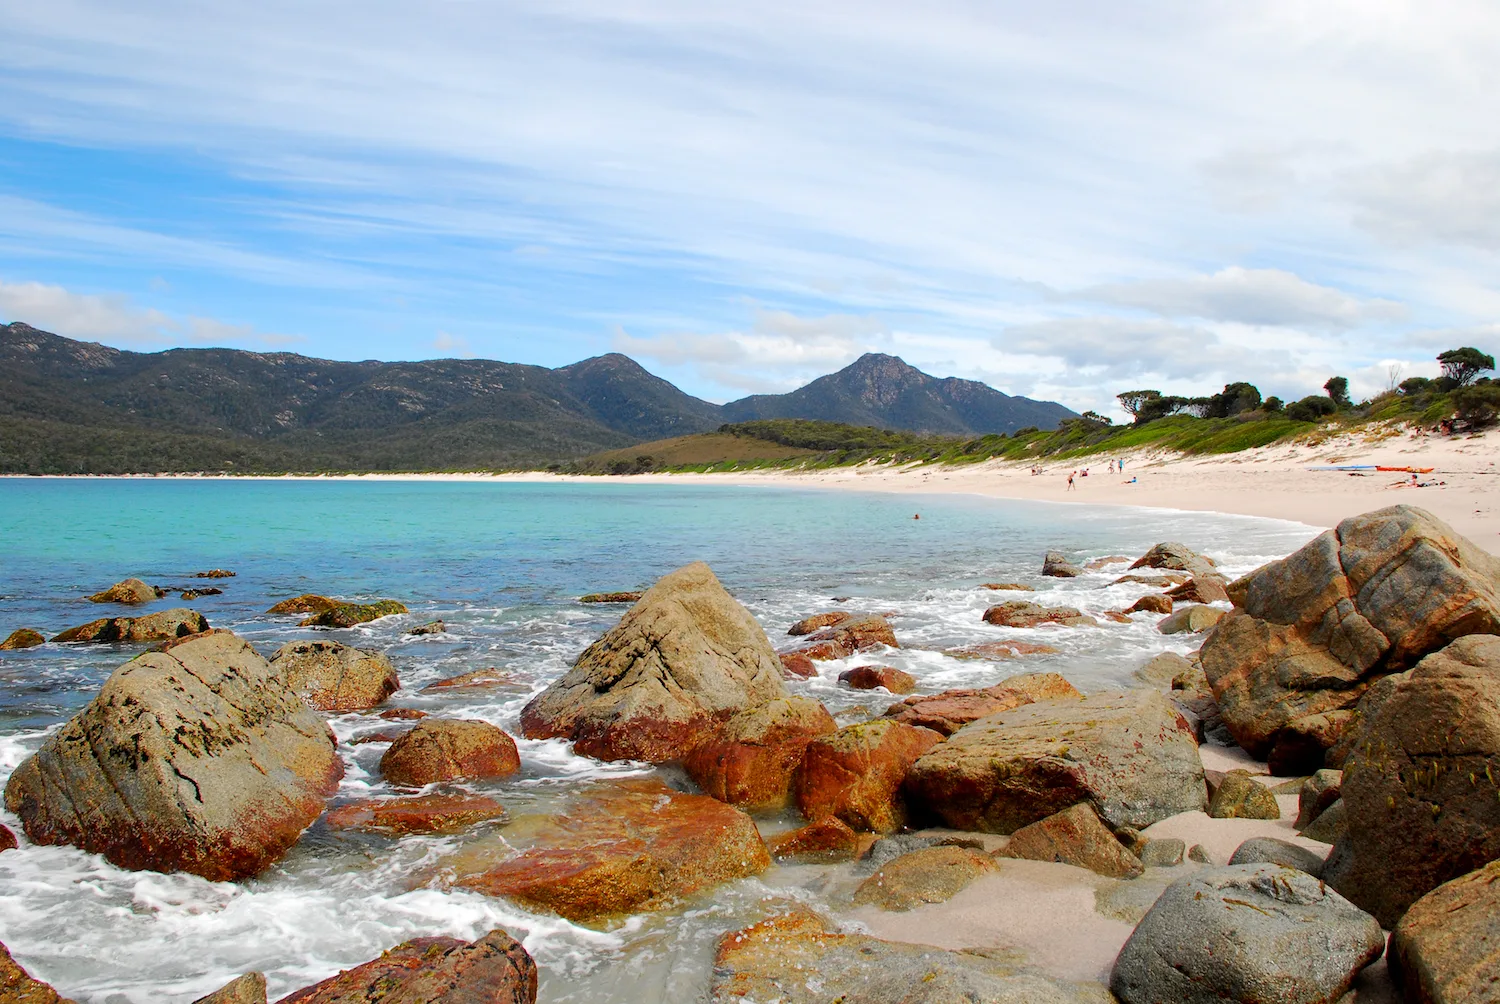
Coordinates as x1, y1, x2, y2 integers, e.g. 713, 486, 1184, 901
1453, 384, 1500, 428
1286, 395, 1337, 423
1399, 376, 1433, 395
1263, 396, 1283, 412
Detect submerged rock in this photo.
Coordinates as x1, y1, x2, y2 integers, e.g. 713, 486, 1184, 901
711, 908, 1111, 1004
794, 719, 943, 834
0, 628, 44, 650
766, 816, 862, 863
453, 778, 768, 921
3, 631, 342, 881
379, 719, 520, 787
269, 640, 399, 712
277, 930, 536, 1004
943, 639, 1062, 660
1201, 505, 1500, 761
520, 562, 787, 763
193, 972, 266, 1004
325, 792, 507, 835
981, 582, 1034, 591
1126, 594, 1173, 615
179, 588, 223, 600
1324, 633, 1500, 927
1042, 550, 1084, 577
983, 600, 1097, 628
684, 696, 835, 811
838, 665, 916, 694
1388, 857, 1500, 1004
421, 667, 522, 693
787, 615, 899, 660
300, 600, 408, 628
999, 802, 1143, 878
578, 591, 642, 604
1110, 864, 1383, 1004
407, 619, 445, 636
0, 941, 74, 1004
51, 608, 208, 644
87, 577, 164, 604
0, 824, 15, 852
906, 689, 1206, 833
787, 611, 851, 635
193, 569, 236, 579
851, 844, 999, 911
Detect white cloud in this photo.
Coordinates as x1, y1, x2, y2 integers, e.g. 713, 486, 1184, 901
432, 331, 474, 357
1073, 268, 1405, 328
1347, 149, 1500, 249
0, 278, 298, 350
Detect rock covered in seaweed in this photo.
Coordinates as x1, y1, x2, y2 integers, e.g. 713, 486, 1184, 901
0, 628, 44, 650
300, 600, 408, 628
3, 631, 342, 881
51, 608, 208, 644
519, 561, 787, 763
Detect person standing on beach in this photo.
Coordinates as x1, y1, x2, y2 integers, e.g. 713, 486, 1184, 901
1067, 471, 1076, 491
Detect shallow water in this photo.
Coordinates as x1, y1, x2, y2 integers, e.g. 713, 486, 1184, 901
0, 479, 1318, 1002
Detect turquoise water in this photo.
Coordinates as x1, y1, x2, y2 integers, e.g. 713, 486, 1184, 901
0, 479, 1317, 1002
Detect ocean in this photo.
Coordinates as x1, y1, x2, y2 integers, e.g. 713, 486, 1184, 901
0, 478, 1318, 1002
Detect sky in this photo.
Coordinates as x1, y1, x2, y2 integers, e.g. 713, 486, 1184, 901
0, 1, 1497, 418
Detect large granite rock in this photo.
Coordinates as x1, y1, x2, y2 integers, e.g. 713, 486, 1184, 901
1228, 836, 1326, 878
793, 719, 943, 834
998, 802, 1143, 878
519, 562, 787, 763
784, 615, 899, 661
1324, 634, 1500, 927
453, 778, 768, 921
1388, 857, 1500, 1004
1042, 551, 1084, 577
906, 689, 1206, 833
379, 719, 520, 787
51, 608, 208, 644
1131, 542, 1218, 577
1201, 506, 1500, 761
982, 600, 1097, 628
0, 941, 74, 1004
712, 909, 1112, 1004
3, 631, 342, 881
882, 685, 1035, 736
851, 844, 999, 911
1110, 864, 1384, 1004
277, 929, 536, 1003
269, 640, 399, 712
87, 577, 163, 604
684, 696, 835, 810
1208, 772, 1280, 820
787, 611, 851, 635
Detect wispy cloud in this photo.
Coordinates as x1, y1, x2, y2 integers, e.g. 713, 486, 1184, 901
1070, 268, 1405, 329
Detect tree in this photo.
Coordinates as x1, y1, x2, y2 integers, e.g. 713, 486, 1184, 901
1117, 390, 1162, 423
1399, 376, 1433, 395
1202, 382, 1262, 418
1079, 410, 1113, 426
1437, 347, 1496, 388
1324, 376, 1351, 409
1263, 396, 1283, 412
1453, 385, 1500, 428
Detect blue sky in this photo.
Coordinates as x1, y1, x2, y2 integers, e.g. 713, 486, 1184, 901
0, 1, 1497, 416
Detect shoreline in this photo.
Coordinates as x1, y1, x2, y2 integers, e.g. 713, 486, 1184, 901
6, 428, 1497, 551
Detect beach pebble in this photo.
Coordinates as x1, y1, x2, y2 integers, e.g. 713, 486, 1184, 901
379, 718, 519, 786
1228, 836, 1326, 878
1109, 864, 1384, 1004
1139, 837, 1185, 868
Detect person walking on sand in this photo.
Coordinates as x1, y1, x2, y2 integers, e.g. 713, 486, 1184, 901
1108, 459, 1115, 474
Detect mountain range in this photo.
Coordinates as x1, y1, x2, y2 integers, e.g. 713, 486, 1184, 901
0, 322, 1075, 473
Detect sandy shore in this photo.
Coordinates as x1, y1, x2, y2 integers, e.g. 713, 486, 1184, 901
500, 427, 1500, 553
